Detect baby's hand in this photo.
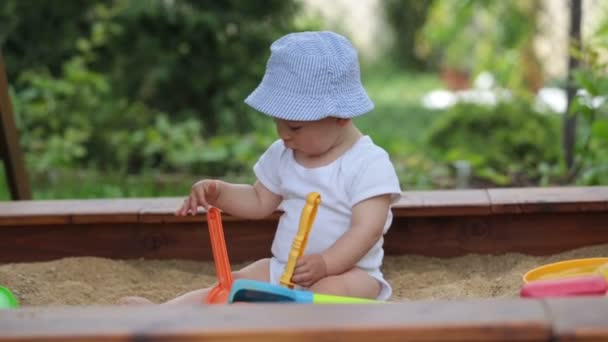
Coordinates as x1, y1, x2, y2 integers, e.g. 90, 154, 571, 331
292, 254, 327, 288
176, 179, 221, 216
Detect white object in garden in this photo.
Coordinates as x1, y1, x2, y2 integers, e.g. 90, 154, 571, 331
422, 71, 511, 110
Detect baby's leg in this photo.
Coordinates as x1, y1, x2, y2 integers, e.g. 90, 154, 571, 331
162, 258, 271, 305
309, 268, 381, 300
117, 296, 155, 306
118, 258, 271, 306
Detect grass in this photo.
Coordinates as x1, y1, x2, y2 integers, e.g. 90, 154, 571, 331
357, 67, 443, 154
0, 68, 444, 200
0, 168, 192, 200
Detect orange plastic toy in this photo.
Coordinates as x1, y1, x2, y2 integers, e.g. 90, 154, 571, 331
204, 207, 233, 304
280, 192, 321, 289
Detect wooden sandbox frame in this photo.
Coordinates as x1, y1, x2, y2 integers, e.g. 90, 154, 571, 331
1, 186, 608, 341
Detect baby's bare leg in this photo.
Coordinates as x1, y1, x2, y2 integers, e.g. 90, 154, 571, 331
117, 258, 271, 306
117, 296, 155, 306
118, 259, 270, 305
309, 268, 381, 299
161, 258, 271, 305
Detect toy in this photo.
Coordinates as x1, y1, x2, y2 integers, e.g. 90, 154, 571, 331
229, 279, 379, 304
203, 192, 319, 304
228, 192, 380, 304
523, 257, 608, 283
203, 192, 376, 305
520, 257, 608, 298
204, 207, 233, 304
280, 192, 321, 289
0, 286, 19, 309
520, 275, 608, 298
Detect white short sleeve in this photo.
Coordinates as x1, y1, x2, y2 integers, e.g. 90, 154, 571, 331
253, 139, 285, 195
347, 149, 401, 207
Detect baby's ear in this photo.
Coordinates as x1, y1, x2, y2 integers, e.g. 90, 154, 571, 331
336, 118, 351, 127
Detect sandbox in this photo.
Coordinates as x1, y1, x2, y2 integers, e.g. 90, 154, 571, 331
1, 186, 608, 341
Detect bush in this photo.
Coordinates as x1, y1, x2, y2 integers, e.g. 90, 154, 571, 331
567, 22, 608, 185
4, 0, 309, 176
81, 0, 306, 135
13, 56, 277, 177
425, 100, 561, 186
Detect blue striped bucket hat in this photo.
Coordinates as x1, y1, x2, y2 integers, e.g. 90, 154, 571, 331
245, 31, 374, 121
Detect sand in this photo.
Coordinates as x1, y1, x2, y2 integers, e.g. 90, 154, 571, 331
1, 244, 608, 306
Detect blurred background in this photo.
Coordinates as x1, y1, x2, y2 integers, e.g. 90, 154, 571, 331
0, 0, 606, 200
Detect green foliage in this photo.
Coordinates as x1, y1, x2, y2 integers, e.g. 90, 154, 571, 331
567, 23, 608, 185
425, 101, 561, 186
382, 0, 434, 70
80, 0, 304, 134
2, 1, 606, 198
0, 167, 226, 200
418, 0, 541, 93
7, 59, 451, 196
12, 55, 273, 177
356, 66, 447, 189
0, 0, 97, 79
3, 0, 306, 177
357, 66, 444, 148
13, 57, 107, 172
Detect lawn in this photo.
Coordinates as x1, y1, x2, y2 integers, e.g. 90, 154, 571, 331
357, 67, 443, 154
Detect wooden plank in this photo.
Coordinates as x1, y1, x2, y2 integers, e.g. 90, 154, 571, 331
0, 187, 606, 262
0, 197, 179, 217
489, 187, 608, 214
1, 211, 606, 263
0, 300, 551, 342
0, 220, 275, 263
0, 198, 180, 226
0, 50, 31, 200
384, 212, 608, 258
393, 189, 491, 216
544, 297, 608, 342
0, 214, 69, 226
0, 186, 606, 227
138, 206, 284, 224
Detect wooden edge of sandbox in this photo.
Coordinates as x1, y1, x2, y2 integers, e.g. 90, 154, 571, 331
1, 297, 607, 342
0, 186, 605, 226
0, 186, 607, 263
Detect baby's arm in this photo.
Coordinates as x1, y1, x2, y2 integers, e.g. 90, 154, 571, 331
178, 179, 282, 220
214, 180, 282, 219
321, 194, 392, 275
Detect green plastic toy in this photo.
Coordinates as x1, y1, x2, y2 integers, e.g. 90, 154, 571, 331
0, 286, 19, 309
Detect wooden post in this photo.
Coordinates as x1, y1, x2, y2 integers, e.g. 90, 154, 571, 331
0, 50, 31, 200
564, 0, 582, 171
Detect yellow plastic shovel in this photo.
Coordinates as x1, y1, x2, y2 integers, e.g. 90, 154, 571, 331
280, 192, 321, 289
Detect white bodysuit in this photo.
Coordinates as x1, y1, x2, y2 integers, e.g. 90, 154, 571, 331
253, 135, 401, 300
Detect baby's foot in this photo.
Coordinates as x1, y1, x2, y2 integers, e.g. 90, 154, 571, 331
117, 296, 155, 306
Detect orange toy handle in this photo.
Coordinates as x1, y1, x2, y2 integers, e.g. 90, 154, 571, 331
280, 192, 321, 289
205, 207, 233, 304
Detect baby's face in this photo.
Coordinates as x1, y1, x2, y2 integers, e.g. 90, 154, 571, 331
274, 118, 346, 157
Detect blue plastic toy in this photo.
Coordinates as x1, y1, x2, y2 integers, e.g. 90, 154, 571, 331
229, 279, 379, 304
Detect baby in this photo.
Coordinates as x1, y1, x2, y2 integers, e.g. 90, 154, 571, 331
119, 31, 401, 305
